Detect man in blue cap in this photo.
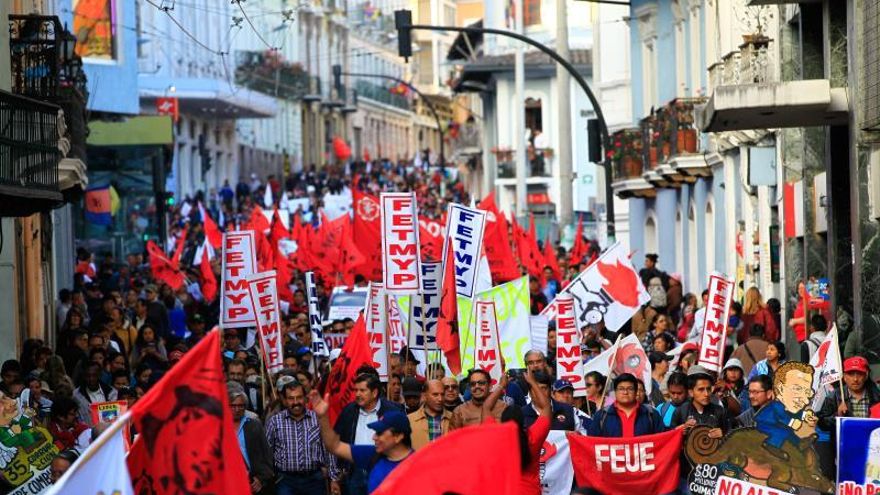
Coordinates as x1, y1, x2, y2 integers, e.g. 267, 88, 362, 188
311, 390, 414, 494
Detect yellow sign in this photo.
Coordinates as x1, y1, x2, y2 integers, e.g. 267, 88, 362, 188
73, 0, 116, 59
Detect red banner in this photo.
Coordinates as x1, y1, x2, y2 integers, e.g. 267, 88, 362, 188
568, 428, 682, 495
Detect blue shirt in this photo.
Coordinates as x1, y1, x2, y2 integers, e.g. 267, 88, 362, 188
755, 400, 801, 448
351, 444, 409, 493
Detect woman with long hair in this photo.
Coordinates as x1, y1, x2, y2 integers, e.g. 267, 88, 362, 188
748, 340, 787, 381
110, 306, 137, 356
129, 325, 168, 371
740, 287, 779, 344
58, 308, 85, 344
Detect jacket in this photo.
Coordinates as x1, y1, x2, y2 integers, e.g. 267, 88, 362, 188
407, 407, 452, 450
333, 398, 404, 445
242, 417, 275, 495
587, 403, 665, 437
730, 337, 769, 376
817, 381, 880, 432
522, 400, 576, 431
450, 400, 506, 429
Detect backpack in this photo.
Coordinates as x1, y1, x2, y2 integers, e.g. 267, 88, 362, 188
647, 277, 667, 308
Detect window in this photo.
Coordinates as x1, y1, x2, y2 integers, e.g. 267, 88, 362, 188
675, 211, 684, 274
524, 0, 541, 27
635, 4, 658, 116
864, 0, 880, 128
689, 4, 703, 96
672, 0, 686, 96
688, 203, 698, 292
706, 199, 715, 273
445, 5, 456, 26
645, 213, 658, 256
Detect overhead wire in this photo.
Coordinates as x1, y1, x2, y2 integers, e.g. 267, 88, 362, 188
144, 0, 227, 55
232, 0, 278, 51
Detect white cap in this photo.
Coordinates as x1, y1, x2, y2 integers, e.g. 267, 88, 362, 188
329, 348, 342, 361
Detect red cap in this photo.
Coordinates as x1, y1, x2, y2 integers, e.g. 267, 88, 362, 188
680, 342, 700, 354
843, 356, 869, 374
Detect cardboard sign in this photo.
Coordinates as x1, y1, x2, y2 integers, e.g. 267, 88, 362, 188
474, 300, 502, 388
542, 242, 650, 331
555, 294, 586, 397
712, 476, 789, 495
443, 204, 486, 298
381, 192, 421, 294
246, 271, 284, 373
697, 273, 734, 372
221, 230, 258, 328
89, 401, 127, 425
365, 282, 389, 381
837, 418, 880, 495
324, 332, 348, 350
305, 271, 329, 357
407, 262, 441, 350
0, 395, 58, 492
458, 276, 532, 371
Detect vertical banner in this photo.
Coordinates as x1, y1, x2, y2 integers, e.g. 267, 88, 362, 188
381, 192, 421, 294
697, 273, 734, 373
221, 230, 258, 328
387, 295, 407, 356
305, 272, 329, 357
458, 276, 533, 371
837, 418, 880, 495
246, 271, 284, 374
555, 294, 587, 397
474, 300, 502, 388
366, 282, 389, 381
542, 242, 650, 331
444, 204, 487, 298
407, 262, 441, 350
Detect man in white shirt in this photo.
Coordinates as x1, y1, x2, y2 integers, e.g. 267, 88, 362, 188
687, 290, 710, 343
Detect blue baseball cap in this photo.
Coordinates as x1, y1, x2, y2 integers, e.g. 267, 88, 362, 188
367, 410, 411, 435
552, 379, 575, 392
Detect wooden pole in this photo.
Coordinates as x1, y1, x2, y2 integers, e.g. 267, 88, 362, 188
596, 333, 623, 408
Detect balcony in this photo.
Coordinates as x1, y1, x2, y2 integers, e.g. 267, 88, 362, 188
491, 147, 554, 183
608, 128, 653, 198
697, 34, 847, 132
354, 79, 411, 111
0, 90, 65, 215
235, 50, 310, 101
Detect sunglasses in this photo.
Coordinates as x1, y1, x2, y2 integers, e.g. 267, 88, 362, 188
443, 384, 458, 390
469, 380, 488, 387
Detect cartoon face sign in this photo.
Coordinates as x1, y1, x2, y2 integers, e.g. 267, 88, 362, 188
0, 393, 17, 426
774, 367, 815, 414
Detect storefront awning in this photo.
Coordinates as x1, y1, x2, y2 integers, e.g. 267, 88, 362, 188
87, 116, 174, 146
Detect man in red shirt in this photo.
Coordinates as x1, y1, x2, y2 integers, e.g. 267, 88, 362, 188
587, 373, 665, 437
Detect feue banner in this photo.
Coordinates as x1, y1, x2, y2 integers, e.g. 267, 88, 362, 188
365, 282, 390, 381
458, 276, 532, 372
305, 271, 329, 357
837, 418, 880, 495
555, 294, 586, 397
540, 430, 574, 495
568, 428, 682, 495
381, 192, 421, 294
407, 262, 441, 350
246, 271, 285, 373
474, 300, 502, 388
542, 242, 650, 331
444, 204, 486, 298
698, 272, 734, 373
221, 230, 258, 328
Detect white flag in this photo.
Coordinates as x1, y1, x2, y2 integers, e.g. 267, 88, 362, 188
809, 324, 842, 409
45, 418, 133, 495
264, 182, 273, 208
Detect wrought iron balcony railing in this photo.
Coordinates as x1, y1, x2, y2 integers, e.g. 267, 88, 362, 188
235, 49, 310, 101
0, 90, 62, 205
608, 128, 645, 181
9, 15, 87, 100
355, 79, 410, 111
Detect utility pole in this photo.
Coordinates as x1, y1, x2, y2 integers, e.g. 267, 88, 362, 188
556, 0, 573, 228
514, 0, 527, 218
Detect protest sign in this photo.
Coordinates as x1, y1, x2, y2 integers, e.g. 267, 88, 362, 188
530, 315, 549, 355
305, 271, 329, 357
0, 394, 58, 493
837, 418, 880, 495
246, 271, 284, 373
407, 262, 441, 350
444, 204, 486, 298
381, 192, 421, 294
542, 242, 649, 331
458, 276, 532, 371
89, 401, 128, 425
698, 272, 734, 372
555, 294, 586, 397
712, 476, 789, 495
324, 333, 348, 350
387, 295, 407, 356
474, 300, 502, 387
541, 431, 574, 495
221, 230, 258, 328
365, 283, 390, 381
568, 428, 682, 495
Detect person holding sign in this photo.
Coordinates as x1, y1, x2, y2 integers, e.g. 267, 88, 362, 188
588, 373, 665, 438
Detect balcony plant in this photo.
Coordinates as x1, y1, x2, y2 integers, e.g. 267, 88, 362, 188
608, 129, 643, 179
672, 99, 698, 154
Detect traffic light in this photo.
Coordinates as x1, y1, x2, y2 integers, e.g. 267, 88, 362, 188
587, 118, 602, 163
394, 10, 413, 60
162, 191, 175, 206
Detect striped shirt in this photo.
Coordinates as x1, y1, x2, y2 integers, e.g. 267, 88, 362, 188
265, 408, 339, 479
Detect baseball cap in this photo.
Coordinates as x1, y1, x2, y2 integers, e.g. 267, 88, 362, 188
687, 365, 714, 379
679, 342, 700, 355
402, 377, 423, 398
648, 351, 673, 366
843, 356, 869, 374
367, 410, 411, 435
722, 358, 744, 372
552, 379, 574, 393
144, 284, 158, 293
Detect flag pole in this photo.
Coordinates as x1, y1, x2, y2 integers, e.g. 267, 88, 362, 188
384, 291, 392, 400
596, 333, 623, 408
832, 324, 845, 407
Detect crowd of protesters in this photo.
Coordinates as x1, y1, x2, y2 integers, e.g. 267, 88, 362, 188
1, 166, 877, 495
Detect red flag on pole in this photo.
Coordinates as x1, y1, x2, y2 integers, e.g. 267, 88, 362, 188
145, 240, 185, 290
351, 188, 383, 281
543, 232, 562, 282
514, 214, 546, 283
567, 428, 682, 495
321, 314, 372, 425
171, 227, 187, 266
478, 193, 521, 283
373, 422, 521, 495
196, 241, 217, 303
199, 202, 222, 249
568, 218, 590, 267
436, 241, 462, 375
127, 329, 251, 494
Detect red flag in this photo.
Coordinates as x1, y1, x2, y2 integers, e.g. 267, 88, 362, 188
543, 232, 562, 281
321, 314, 372, 425
146, 240, 185, 290
352, 188, 383, 281
418, 216, 444, 262
568, 218, 590, 267
478, 193, 520, 283
436, 241, 462, 375
339, 225, 366, 288
567, 428, 683, 495
199, 202, 222, 249
196, 242, 217, 303
171, 227, 188, 265
514, 214, 545, 283
127, 329, 251, 494
248, 205, 271, 234
373, 423, 521, 495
